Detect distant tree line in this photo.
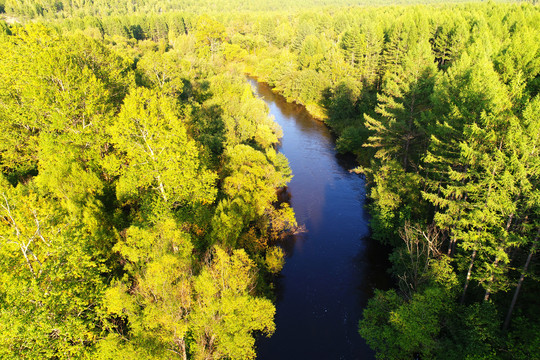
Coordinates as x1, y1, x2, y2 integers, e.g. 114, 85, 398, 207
0, 0, 502, 19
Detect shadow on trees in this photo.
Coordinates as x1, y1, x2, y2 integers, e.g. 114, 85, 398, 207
190, 102, 226, 165
321, 81, 378, 168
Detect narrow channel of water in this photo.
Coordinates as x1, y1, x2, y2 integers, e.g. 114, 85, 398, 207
249, 79, 390, 360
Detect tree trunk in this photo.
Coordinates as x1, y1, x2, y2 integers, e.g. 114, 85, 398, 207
503, 231, 538, 331
447, 234, 456, 256
20, 243, 36, 278
156, 175, 168, 202
483, 257, 499, 302
461, 249, 476, 304
179, 338, 187, 360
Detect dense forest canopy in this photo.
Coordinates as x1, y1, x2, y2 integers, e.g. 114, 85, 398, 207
0, 1, 539, 359
0, 20, 295, 359
0, 0, 521, 18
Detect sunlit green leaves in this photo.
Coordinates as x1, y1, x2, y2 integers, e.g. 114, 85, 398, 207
107, 88, 217, 206
189, 247, 275, 359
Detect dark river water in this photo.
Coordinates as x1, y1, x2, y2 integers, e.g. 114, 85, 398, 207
249, 79, 390, 360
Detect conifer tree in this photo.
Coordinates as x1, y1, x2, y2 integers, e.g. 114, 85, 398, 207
364, 39, 437, 172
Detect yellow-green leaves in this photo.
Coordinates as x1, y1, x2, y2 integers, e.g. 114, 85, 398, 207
190, 247, 275, 359
0, 177, 108, 359
137, 50, 189, 98
36, 134, 105, 218
0, 19, 296, 360
115, 217, 193, 267
108, 88, 217, 206
103, 282, 136, 316
195, 15, 226, 58
200, 72, 281, 149
104, 217, 194, 358
107, 228, 276, 360
211, 145, 292, 247
0, 26, 133, 175
265, 246, 285, 274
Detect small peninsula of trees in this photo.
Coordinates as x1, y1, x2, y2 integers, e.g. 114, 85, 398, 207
0, 0, 539, 359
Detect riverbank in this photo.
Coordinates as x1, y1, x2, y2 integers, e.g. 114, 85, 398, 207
249, 78, 390, 359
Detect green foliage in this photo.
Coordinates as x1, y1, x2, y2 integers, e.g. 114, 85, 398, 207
367, 160, 425, 245
0, 177, 109, 359
0, 25, 133, 176
364, 39, 437, 171
195, 15, 226, 57
265, 246, 285, 274
0, 18, 295, 359
359, 287, 450, 360
506, 317, 540, 360
360, 285, 505, 360
0, 0, 501, 20
293, 4, 540, 360
35, 134, 105, 217
136, 49, 190, 98
439, 302, 502, 360
0, 20, 10, 34
222, 145, 288, 217
189, 247, 275, 360
211, 145, 292, 247
106, 87, 217, 206
359, 290, 404, 360
101, 217, 194, 359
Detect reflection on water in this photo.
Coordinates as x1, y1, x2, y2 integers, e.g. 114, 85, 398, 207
248, 78, 390, 360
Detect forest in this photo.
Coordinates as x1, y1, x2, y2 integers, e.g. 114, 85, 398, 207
1, 0, 539, 359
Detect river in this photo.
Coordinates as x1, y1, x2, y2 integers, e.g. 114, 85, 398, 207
248, 79, 390, 359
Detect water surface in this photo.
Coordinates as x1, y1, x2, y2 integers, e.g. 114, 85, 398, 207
249, 79, 389, 360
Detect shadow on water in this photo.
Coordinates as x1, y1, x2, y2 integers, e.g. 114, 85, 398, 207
248, 77, 390, 360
